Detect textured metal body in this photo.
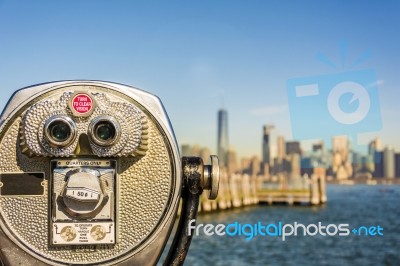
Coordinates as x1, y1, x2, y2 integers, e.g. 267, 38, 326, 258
0, 81, 181, 265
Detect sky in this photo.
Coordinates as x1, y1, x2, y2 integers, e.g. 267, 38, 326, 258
0, 0, 399, 159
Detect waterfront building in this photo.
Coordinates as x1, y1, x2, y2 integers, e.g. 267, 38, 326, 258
395, 153, 400, 178
383, 146, 395, 178
277, 135, 286, 161
226, 148, 238, 174
249, 156, 261, 176
332, 135, 352, 180
241, 156, 261, 176
352, 152, 362, 175
288, 153, 301, 179
368, 137, 382, 156
286, 141, 301, 155
311, 141, 328, 168
241, 158, 251, 174
374, 151, 384, 178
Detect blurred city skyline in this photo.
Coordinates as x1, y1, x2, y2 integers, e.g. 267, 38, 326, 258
181, 106, 391, 158
182, 107, 399, 180
0, 1, 399, 159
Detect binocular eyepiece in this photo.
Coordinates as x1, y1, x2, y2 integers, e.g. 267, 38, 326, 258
44, 115, 121, 148
0, 81, 219, 266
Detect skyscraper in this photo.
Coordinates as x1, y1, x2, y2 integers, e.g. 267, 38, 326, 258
288, 153, 301, 179
217, 109, 229, 167
262, 125, 275, 167
286, 141, 301, 155
277, 135, 286, 161
249, 156, 261, 176
395, 153, 400, 178
276, 135, 286, 173
311, 141, 327, 168
332, 135, 352, 179
374, 151, 384, 178
352, 152, 362, 174
368, 137, 382, 156
383, 146, 395, 178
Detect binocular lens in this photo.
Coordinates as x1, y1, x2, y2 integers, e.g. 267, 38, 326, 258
50, 121, 71, 141
44, 116, 76, 147
89, 116, 120, 146
95, 122, 116, 142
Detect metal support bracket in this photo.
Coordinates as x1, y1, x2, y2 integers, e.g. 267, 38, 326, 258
164, 156, 219, 266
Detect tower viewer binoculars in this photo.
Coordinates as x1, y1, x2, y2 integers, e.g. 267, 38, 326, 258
0, 81, 219, 265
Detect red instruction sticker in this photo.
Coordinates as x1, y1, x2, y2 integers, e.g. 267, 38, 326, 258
71, 93, 93, 115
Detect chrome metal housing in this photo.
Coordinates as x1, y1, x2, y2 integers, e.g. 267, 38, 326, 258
0, 81, 182, 266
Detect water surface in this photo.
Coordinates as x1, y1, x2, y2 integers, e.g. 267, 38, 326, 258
179, 185, 400, 265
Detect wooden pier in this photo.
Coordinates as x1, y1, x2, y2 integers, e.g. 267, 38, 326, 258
257, 190, 311, 205
198, 167, 327, 213
258, 169, 327, 205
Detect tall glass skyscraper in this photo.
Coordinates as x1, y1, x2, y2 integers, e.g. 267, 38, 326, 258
217, 109, 229, 167
262, 125, 275, 166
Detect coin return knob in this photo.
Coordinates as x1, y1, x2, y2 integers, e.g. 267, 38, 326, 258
61, 169, 105, 218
